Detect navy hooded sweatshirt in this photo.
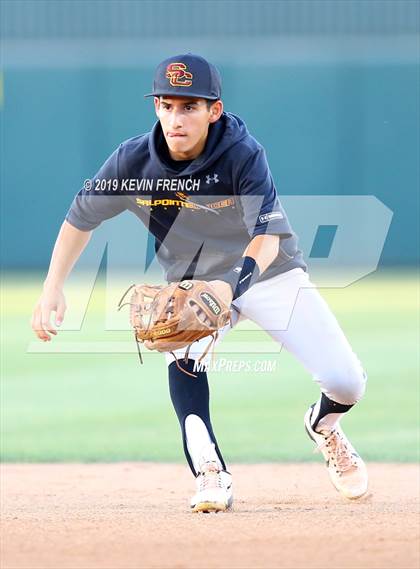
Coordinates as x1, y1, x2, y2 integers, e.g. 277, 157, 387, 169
66, 112, 306, 283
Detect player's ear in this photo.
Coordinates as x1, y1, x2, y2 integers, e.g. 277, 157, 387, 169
208, 100, 223, 123
154, 97, 161, 117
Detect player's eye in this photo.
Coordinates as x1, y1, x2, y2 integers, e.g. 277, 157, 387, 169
184, 105, 194, 111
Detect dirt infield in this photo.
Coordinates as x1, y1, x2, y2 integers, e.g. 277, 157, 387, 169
1, 463, 419, 569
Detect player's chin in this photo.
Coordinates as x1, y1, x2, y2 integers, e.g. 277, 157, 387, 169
166, 137, 190, 152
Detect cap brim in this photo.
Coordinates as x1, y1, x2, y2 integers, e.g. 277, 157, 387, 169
144, 92, 219, 100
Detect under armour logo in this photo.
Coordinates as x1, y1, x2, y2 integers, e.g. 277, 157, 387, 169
206, 173, 219, 185
239, 272, 252, 284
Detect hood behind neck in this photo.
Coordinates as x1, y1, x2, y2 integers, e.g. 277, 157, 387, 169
149, 112, 249, 177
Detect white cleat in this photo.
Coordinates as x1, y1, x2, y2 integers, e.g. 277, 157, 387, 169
190, 461, 233, 513
304, 405, 368, 500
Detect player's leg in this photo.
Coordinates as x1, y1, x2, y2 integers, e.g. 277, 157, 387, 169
167, 358, 226, 475
235, 268, 368, 498
165, 328, 234, 512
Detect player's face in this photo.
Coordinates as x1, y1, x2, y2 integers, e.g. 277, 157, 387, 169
154, 96, 223, 161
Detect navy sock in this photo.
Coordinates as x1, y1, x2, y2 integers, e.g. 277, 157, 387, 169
311, 393, 354, 431
168, 359, 226, 476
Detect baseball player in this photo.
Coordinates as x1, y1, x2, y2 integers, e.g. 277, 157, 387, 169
32, 53, 368, 513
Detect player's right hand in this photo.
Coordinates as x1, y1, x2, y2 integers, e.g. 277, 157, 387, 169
31, 286, 67, 341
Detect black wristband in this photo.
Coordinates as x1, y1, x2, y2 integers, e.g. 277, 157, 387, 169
222, 256, 261, 300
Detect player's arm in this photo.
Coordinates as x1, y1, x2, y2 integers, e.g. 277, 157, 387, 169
210, 145, 292, 304
210, 234, 280, 304
31, 221, 92, 341
32, 144, 128, 341
242, 233, 280, 272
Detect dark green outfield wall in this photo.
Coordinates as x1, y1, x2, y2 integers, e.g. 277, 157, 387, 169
1, 1, 419, 267
2, 63, 418, 267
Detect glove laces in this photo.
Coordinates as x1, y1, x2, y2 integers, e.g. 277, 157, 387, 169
117, 282, 230, 379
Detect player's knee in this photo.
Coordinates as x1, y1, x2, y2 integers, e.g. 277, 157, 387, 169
320, 364, 367, 405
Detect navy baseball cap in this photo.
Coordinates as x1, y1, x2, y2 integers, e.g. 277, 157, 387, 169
145, 53, 221, 100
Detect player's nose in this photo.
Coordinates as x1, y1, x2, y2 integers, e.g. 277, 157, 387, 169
168, 110, 183, 129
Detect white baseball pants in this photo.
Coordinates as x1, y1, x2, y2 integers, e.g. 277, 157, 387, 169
165, 268, 366, 405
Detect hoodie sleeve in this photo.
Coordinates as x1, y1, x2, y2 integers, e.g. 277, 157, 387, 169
65, 146, 128, 231
237, 147, 292, 239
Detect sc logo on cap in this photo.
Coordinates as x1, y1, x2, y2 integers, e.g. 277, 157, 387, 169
166, 63, 193, 87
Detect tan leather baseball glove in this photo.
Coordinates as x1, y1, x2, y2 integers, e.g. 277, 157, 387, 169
118, 280, 231, 377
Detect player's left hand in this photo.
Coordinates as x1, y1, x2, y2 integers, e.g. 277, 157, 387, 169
208, 280, 233, 307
